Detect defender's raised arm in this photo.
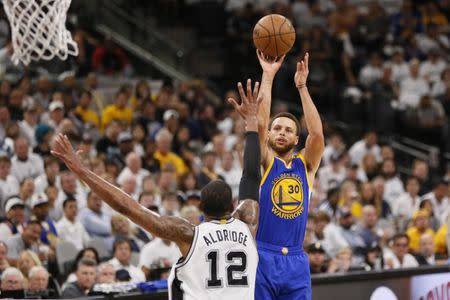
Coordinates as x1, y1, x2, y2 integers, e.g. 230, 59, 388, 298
51, 134, 194, 256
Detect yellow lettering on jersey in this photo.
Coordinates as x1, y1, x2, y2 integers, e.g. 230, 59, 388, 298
270, 173, 304, 220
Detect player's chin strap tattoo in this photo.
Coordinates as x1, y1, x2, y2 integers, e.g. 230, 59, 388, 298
233, 131, 261, 237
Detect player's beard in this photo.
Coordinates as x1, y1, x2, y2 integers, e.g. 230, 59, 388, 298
268, 138, 295, 156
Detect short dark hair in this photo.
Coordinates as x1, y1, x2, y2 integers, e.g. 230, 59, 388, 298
200, 180, 232, 218
63, 197, 76, 208
77, 258, 97, 270
113, 238, 131, 254
268, 112, 300, 136
392, 233, 409, 244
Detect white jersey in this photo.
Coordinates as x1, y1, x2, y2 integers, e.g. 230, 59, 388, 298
168, 217, 258, 300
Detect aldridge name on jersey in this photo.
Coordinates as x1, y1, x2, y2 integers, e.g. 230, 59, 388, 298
202, 229, 249, 247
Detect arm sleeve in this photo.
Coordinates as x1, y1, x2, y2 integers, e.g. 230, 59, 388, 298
238, 132, 261, 202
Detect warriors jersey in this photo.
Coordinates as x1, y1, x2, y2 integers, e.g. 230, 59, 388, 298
256, 154, 311, 247
168, 218, 258, 300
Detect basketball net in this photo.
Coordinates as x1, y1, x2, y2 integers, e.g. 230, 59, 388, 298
2, 0, 78, 65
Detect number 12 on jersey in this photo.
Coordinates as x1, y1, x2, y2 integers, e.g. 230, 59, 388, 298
206, 250, 248, 288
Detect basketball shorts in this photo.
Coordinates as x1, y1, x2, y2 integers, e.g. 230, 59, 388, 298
256, 241, 311, 300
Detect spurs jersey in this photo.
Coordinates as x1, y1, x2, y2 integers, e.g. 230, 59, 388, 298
168, 217, 258, 300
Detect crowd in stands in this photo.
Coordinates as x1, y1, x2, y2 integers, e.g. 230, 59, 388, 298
0, 0, 449, 298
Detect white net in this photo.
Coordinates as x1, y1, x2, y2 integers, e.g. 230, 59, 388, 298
2, 0, 78, 65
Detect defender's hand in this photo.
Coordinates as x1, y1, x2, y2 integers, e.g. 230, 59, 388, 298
228, 79, 261, 131
51, 134, 84, 174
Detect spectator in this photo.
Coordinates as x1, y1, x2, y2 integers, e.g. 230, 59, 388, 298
399, 60, 430, 108
101, 90, 133, 130
62, 258, 97, 298
153, 128, 188, 176
371, 177, 392, 219
358, 205, 383, 249
359, 52, 383, 88
27, 266, 50, 295
336, 208, 366, 262
96, 120, 120, 155
31, 193, 58, 246
318, 153, 346, 193
105, 213, 142, 254
95, 262, 116, 285
380, 159, 404, 208
362, 243, 384, 271
159, 191, 181, 217
216, 151, 242, 198
414, 233, 443, 265
108, 239, 145, 283
197, 151, 224, 188
117, 152, 150, 194
327, 247, 362, 273
120, 174, 139, 200
107, 131, 135, 170
17, 250, 41, 286
388, 47, 409, 84
34, 157, 60, 194
421, 179, 449, 226
65, 248, 100, 284
45, 101, 65, 131
33, 124, 54, 157
322, 133, 346, 166
407, 209, 435, 254
411, 159, 431, 195
384, 233, 419, 269
0, 197, 25, 240
0, 241, 9, 276
318, 187, 340, 221
419, 48, 447, 84
348, 131, 381, 166
139, 237, 181, 280
56, 198, 91, 251
0, 267, 24, 293
11, 137, 44, 182
18, 104, 38, 148
405, 94, 446, 146
78, 192, 111, 242
74, 90, 99, 129
55, 171, 87, 218
0, 155, 19, 209
180, 205, 201, 226
307, 242, 328, 274
392, 176, 421, 220
5, 219, 41, 265
322, 211, 349, 258
433, 220, 448, 255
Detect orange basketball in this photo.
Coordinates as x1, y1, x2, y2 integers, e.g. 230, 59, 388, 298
253, 14, 296, 58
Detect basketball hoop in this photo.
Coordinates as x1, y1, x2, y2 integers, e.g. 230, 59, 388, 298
2, 0, 78, 65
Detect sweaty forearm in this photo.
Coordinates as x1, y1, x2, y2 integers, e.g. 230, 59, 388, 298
239, 131, 261, 202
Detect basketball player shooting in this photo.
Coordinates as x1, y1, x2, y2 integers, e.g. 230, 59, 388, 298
230, 51, 324, 299
51, 80, 262, 300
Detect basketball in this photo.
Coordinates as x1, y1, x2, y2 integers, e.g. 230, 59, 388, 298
253, 14, 296, 58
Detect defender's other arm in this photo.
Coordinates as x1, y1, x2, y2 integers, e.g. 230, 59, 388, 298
51, 134, 194, 256
229, 79, 261, 237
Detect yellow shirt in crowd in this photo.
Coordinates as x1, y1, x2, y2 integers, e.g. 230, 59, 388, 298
153, 151, 188, 176
434, 224, 447, 255
406, 227, 435, 253
75, 106, 100, 128
101, 104, 133, 129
